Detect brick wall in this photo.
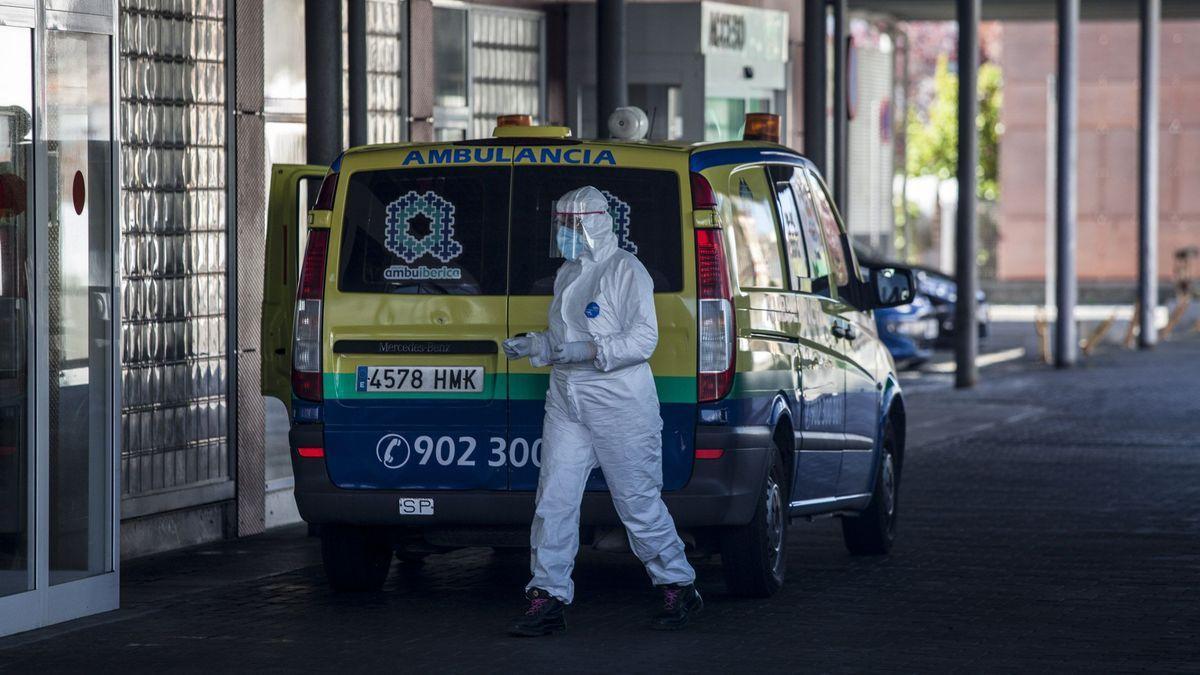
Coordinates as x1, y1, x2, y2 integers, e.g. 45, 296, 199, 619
997, 20, 1200, 282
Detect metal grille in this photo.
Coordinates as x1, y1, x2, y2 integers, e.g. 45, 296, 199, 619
118, 0, 230, 497
470, 8, 543, 139
343, 0, 406, 144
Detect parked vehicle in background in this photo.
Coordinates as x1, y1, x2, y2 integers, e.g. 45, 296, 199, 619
914, 267, 990, 350
874, 294, 938, 367
854, 245, 989, 355
261, 114, 918, 598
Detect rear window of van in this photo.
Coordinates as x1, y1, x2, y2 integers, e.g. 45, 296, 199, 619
338, 167, 510, 295
336, 163, 683, 295
508, 166, 683, 295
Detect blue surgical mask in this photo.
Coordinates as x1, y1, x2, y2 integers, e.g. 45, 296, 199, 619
556, 226, 583, 261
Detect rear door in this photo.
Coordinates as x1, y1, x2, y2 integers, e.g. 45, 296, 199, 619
320, 154, 512, 490
262, 164, 327, 411
505, 150, 693, 492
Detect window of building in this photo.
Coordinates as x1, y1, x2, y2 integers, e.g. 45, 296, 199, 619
470, 7, 544, 139
434, 6, 469, 109
704, 97, 771, 142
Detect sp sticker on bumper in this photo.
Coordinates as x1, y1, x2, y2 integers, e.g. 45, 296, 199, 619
398, 497, 434, 516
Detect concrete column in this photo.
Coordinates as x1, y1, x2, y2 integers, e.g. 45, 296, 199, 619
1137, 0, 1160, 349
831, 0, 848, 215
596, 0, 627, 136
1054, 0, 1079, 368
233, 0, 267, 537
348, 0, 368, 147
803, 0, 827, 174
305, 0, 343, 165
408, 0, 435, 142
954, 0, 979, 389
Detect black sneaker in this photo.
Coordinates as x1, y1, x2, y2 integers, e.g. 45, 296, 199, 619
650, 583, 703, 631
509, 588, 567, 637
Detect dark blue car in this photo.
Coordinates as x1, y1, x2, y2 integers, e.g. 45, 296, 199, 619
875, 293, 938, 367
855, 246, 989, 366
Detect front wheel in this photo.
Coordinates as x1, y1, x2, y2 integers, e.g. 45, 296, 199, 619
321, 524, 393, 591
841, 422, 900, 555
720, 454, 788, 597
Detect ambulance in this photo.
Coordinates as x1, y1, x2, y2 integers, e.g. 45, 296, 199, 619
262, 113, 916, 596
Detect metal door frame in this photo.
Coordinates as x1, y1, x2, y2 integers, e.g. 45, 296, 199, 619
0, 0, 120, 638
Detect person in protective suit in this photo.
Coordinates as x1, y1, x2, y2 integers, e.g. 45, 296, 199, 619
503, 186, 701, 636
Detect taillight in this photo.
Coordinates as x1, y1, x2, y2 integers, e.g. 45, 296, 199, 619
293, 229, 329, 402
313, 172, 339, 210
696, 228, 735, 402
690, 172, 718, 210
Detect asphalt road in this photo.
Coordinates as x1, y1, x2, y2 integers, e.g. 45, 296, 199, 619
2, 338, 1198, 672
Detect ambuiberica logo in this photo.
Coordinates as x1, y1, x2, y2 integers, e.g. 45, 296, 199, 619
383, 190, 464, 281
600, 190, 637, 254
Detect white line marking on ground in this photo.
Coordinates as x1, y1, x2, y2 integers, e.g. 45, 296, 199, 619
925, 347, 1027, 373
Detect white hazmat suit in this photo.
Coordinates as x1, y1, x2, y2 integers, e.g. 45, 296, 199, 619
503, 186, 695, 604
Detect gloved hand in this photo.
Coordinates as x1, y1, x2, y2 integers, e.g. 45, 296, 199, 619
503, 336, 534, 360
549, 340, 597, 365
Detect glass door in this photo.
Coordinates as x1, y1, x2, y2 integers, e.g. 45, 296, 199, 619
0, 6, 119, 639
44, 28, 115, 587
0, 23, 34, 603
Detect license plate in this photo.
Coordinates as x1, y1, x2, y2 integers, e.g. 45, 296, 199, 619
356, 366, 484, 393
398, 497, 434, 516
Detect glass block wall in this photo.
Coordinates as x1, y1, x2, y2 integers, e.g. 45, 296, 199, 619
118, 0, 230, 498
470, 8, 542, 140
343, 0, 406, 144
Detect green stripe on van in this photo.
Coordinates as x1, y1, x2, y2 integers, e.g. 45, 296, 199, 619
323, 372, 698, 404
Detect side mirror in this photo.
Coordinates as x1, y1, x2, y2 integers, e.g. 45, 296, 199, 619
864, 266, 916, 309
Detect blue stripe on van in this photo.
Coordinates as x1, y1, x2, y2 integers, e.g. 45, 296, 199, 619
322, 398, 695, 491
689, 148, 814, 173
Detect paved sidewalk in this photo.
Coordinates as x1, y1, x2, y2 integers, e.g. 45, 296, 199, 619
2, 339, 1198, 673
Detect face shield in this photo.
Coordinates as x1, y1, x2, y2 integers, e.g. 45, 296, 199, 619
550, 208, 606, 260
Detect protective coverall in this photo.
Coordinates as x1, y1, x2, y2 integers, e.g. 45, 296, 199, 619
503, 186, 695, 604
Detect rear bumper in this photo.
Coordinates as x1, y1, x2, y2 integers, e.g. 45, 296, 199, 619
289, 423, 772, 529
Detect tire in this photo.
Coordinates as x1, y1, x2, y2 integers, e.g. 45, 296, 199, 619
720, 453, 788, 598
321, 524, 393, 591
841, 421, 900, 555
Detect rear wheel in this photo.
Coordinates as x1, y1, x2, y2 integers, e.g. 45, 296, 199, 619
321, 524, 393, 591
720, 453, 788, 597
841, 422, 900, 555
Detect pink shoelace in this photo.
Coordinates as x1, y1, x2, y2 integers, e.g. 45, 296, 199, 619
663, 588, 682, 610
526, 597, 550, 615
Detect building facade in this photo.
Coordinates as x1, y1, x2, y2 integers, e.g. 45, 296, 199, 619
997, 20, 1200, 293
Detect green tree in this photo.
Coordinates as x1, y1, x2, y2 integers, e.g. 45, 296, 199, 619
906, 54, 1003, 200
